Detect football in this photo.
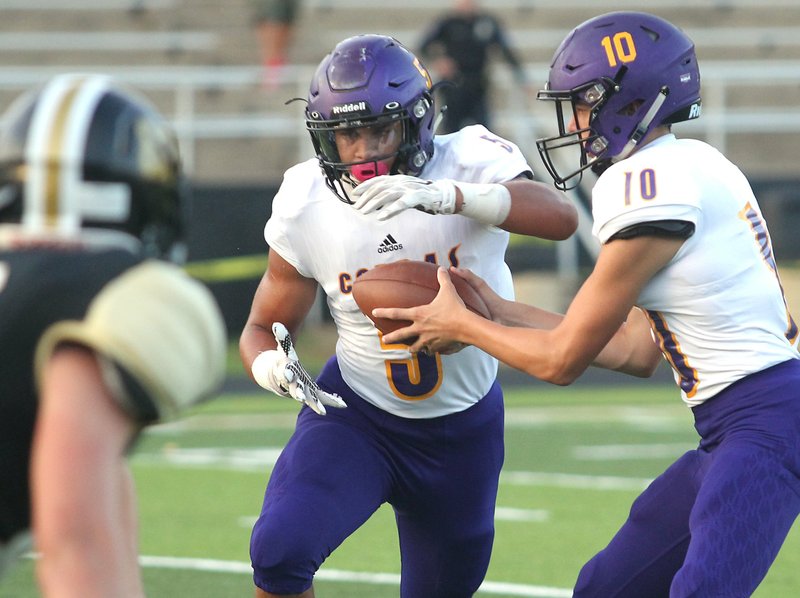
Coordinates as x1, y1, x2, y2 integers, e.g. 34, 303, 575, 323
352, 260, 491, 339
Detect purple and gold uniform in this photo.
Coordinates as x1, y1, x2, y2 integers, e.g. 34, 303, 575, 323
251, 123, 530, 595
535, 11, 800, 596
266, 124, 526, 417
575, 134, 800, 598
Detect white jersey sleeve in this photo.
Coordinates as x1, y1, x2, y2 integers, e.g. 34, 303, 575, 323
423, 124, 532, 183
593, 135, 799, 405
265, 127, 532, 418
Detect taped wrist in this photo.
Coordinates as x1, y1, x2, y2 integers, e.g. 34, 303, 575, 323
430, 179, 457, 215
251, 349, 289, 396
457, 182, 512, 226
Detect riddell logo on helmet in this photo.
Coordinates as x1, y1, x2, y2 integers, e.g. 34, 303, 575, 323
332, 102, 367, 115
688, 103, 702, 119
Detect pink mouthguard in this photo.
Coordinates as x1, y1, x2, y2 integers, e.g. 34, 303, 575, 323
350, 161, 390, 182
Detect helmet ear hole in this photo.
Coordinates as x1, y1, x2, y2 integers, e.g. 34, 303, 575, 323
641, 25, 660, 42
618, 100, 643, 117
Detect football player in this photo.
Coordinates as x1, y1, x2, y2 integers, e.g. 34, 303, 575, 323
0, 74, 227, 597
240, 34, 577, 597
373, 12, 800, 597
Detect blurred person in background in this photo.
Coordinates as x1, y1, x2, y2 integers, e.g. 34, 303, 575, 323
419, 0, 527, 134
0, 73, 227, 597
251, 0, 301, 89
240, 34, 576, 597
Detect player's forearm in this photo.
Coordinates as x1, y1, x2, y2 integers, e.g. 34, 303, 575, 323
36, 530, 144, 598
499, 180, 578, 239
36, 505, 144, 598
239, 258, 318, 378
593, 308, 662, 377
473, 293, 664, 383
490, 299, 564, 330
34, 353, 144, 598
451, 314, 586, 385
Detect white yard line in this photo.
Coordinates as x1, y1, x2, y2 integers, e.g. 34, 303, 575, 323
495, 507, 550, 522
133, 446, 653, 490
501, 471, 652, 491
147, 404, 690, 433
237, 506, 549, 530
147, 413, 299, 432
133, 447, 284, 470
138, 555, 572, 597
573, 443, 692, 461
133, 446, 656, 490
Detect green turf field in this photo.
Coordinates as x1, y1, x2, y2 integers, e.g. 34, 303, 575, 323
3, 380, 799, 597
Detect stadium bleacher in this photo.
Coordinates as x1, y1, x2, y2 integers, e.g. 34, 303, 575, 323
2, 1, 798, 325
1, 0, 799, 184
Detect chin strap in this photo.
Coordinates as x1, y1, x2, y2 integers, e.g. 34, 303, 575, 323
616, 86, 670, 162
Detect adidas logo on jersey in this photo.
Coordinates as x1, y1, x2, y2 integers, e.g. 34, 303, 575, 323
378, 234, 403, 253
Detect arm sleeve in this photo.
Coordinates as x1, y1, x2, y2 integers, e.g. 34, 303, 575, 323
608, 219, 695, 241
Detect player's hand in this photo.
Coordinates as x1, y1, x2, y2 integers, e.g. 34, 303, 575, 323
450, 267, 503, 322
376, 268, 469, 353
251, 323, 346, 415
351, 174, 457, 220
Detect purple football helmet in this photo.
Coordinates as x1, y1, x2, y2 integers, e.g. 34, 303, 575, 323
305, 34, 436, 203
536, 12, 702, 190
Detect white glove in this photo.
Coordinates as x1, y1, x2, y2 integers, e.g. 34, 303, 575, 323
351, 174, 512, 225
251, 322, 346, 415
351, 174, 457, 220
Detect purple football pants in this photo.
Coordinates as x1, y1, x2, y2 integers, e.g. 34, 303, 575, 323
574, 358, 800, 598
250, 356, 505, 596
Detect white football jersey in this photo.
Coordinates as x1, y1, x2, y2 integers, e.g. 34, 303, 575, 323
593, 134, 799, 406
266, 125, 532, 417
